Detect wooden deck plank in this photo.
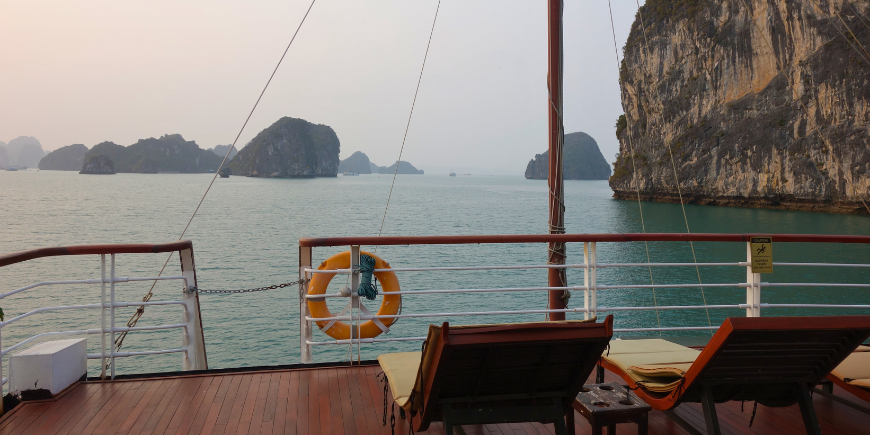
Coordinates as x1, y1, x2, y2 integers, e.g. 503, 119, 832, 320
129, 378, 183, 435
199, 374, 237, 435
235, 373, 264, 435
1, 363, 870, 434
46, 383, 121, 435
113, 379, 165, 433
283, 370, 301, 435
148, 376, 205, 435
13, 381, 89, 435
347, 366, 377, 435
247, 373, 273, 435
296, 369, 311, 435
326, 369, 346, 435
61, 380, 136, 435
166, 376, 214, 434
0, 403, 50, 435
272, 371, 291, 435
335, 367, 356, 435
220, 374, 254, 435
316, 367, 333, 435
181, 374, 228, 435
91, 380, 147, 434
162, 376, 213, 434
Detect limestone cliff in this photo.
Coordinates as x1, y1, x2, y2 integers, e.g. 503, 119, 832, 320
83, 135, 222, 173
525, 132, 611, 180
610, 0, 870, 213
228, 117, 340, 178
80, 155, 115, 174
39, 144, 89, 171
338, 151, 373, 174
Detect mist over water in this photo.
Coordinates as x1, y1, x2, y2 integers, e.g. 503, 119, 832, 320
1, 170, 868, 375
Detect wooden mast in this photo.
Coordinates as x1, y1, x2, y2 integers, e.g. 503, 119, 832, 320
547, 0, 567, 320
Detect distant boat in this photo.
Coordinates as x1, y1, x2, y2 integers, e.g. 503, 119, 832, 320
219, 173, 229, 178
342, 172, 359, 176
449, 172, 456, 177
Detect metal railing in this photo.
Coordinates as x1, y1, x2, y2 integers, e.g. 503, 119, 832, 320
0, 241, 208, 393
297, 233, 870, 363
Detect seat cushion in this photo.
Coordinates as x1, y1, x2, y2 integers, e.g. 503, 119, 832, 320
602, 339, 701, 393
831, 351, 870, 388
377, 351, 422, 410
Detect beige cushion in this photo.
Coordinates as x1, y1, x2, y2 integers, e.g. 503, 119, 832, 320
602, 339, 701, 393
831, 352, 870, 389
377, 351, 422, 410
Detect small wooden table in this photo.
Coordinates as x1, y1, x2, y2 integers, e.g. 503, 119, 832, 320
573, 383, 651, 435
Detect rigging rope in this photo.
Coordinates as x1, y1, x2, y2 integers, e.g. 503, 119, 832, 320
114, 0, 319, 356
629, 0, 714, 331
374, 0, 441, 250
607, 0, 661, 333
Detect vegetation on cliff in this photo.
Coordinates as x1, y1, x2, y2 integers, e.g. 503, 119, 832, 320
82, 135, 222, 173
39, 144, 89, 171
610, 0, 870, 213
80, 155, 115, 174
525, 132, 611, 180
228, 117, 339, 178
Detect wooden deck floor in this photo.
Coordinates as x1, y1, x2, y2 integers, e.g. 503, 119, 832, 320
1, 363, 869, 435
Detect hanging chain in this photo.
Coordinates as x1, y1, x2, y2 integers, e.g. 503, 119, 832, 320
187, 279, 308, 294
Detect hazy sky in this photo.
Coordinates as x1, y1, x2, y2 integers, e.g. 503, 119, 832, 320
1, 1, 641, 175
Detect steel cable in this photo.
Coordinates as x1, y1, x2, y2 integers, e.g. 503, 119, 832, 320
115, 0, 318, 355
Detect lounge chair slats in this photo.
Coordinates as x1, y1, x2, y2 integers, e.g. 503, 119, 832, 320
603, 315, 870, 435
378, 317, 613, 434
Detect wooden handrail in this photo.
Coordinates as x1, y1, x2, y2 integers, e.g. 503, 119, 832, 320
0, 240, 194, 268
299, 233, 870, 247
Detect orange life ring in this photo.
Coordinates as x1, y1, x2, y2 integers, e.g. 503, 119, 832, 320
307, 251, 401, 340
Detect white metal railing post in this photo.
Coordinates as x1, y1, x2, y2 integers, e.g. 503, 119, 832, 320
350, 245, 361, 363
746, 242, 761, 317
100, 254, 107, 380
590, 242, 598, 318
110, 254, 116, 379
299, 246, 313, 364
583, 243, 590, 320
179, 248, 207, 370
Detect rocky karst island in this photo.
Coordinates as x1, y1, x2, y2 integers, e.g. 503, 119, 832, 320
609, 0, 870, 214
228, 117, 340, 178
525, 132, 611, 180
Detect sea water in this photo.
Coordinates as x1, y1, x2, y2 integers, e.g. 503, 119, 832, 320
1, 170, 869, 376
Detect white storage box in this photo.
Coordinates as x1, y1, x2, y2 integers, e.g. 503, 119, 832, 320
9, 338, 87, 395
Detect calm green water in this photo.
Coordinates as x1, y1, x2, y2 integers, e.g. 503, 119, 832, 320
1, 170, 869, 375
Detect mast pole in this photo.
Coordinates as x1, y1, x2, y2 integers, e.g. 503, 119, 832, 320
547, 0, 567, 320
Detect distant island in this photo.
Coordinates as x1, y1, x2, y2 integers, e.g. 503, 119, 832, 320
1, 136, 44, 169
228, 117, 340, 178
338, 151, 373, 174
79, 134, 223, 174
39, 144, 89, 171
525, 132, 611, 180
208, 145, 238, 161
338, 151, 424, 174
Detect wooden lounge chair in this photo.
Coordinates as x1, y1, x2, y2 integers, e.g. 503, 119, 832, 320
377, 316, 614, 434
813, 345, 870, 410
599, 316, 870, 435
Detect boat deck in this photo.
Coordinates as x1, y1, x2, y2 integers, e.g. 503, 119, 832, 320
1, 363, 869, 435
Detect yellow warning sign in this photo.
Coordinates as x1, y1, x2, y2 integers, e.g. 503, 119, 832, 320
750, 237, 773, 274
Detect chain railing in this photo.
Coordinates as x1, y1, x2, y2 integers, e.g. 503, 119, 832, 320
297, 233, 870, 363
